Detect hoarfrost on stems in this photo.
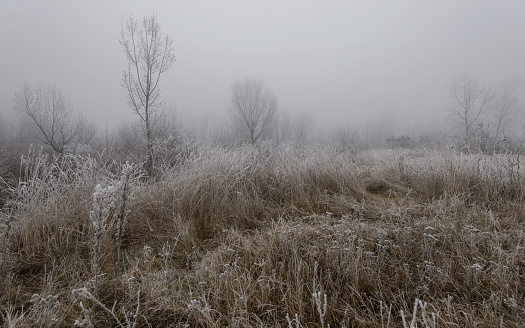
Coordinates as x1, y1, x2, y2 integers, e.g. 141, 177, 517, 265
29, 293, 60, 328
115, 162, 141, 277
90, 184, 114, 234
73, 302, 94, 328
89, 183, 114, 296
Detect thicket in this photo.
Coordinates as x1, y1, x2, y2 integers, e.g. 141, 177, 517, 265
0, 144, 524, 327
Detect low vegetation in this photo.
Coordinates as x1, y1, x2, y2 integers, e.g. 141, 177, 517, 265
1, 144, 524, 327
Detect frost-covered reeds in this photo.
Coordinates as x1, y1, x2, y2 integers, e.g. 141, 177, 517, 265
72, 287, 140, 328
140, 145, 525, 237
150, 144, 364, 235
1, 144, 524, 326
400, 150, 524, 200
9, 148, 117, 265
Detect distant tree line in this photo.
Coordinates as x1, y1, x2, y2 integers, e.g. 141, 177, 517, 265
3, 17, 525, 183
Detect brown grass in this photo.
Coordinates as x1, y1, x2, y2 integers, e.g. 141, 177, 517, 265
1, 145, 524, 327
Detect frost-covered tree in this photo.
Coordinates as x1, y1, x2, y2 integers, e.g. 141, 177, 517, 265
229, 78, 278, 144
13, 83, 92, 154
491, 79, 522, 144
293, 111, 315, 144
119, 14, 175, 174
449, 74, 494, 152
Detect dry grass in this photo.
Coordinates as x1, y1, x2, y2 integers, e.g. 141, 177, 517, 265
1, 145, 524, 327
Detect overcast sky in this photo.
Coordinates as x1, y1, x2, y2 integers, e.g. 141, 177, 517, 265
1, 1, 524, 135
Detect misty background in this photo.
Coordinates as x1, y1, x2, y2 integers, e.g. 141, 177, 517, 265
1, 0, 525, 144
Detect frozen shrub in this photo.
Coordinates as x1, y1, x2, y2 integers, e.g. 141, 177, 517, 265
29, 293, 60, 328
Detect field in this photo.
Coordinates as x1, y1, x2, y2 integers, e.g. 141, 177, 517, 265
1, 145, 524, 327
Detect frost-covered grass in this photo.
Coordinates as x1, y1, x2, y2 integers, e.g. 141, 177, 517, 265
0, 145, 524, 327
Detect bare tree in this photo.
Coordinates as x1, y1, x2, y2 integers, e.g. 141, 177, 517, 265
491, 79, 522, 144
449, 74, 494, 152
0, 111, 5, 142
229, 78, 278, 144
113, 121, 143, 154
13, 83, 88, 154
293, 111, 315, 144
76, 114, 98, 146
334, 123, 361, 151
149, 104, 180, 142
119, 14, 175, 174
275, 110, 292, 144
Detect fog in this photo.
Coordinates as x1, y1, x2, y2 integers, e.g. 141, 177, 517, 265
1, 0, 525, 137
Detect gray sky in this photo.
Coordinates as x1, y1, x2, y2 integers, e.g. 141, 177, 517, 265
1, 0, 524, 134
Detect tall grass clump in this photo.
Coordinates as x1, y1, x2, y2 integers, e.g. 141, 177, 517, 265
0, 149, 137, 325
148, 144, 365, 236
397, 149, 524, 201
145, 145, 525, 236
8, 149, 116, 273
